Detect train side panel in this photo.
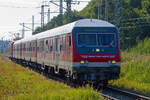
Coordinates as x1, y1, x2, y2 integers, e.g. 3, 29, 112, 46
8, 42, 14, 58
30, 40, 37, 63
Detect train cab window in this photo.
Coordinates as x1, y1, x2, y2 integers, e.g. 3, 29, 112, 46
69, 36, 72, 47
98, 34, 115, 47
78, 34, 96, 46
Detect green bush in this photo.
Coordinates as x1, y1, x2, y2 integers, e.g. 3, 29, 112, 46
110, 38, 150, 96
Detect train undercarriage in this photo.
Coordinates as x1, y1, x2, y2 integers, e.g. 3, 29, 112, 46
10, 57, 120, 86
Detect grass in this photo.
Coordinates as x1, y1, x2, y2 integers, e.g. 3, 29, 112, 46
110, 38, 150, 96
0, 55, 104, 100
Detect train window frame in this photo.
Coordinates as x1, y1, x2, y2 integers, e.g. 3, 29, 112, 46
69, 35, 72, 47
49, 38, 53, 53
46, 40, 48, 45
32, 42, 33, 52
24, 44, 26, 51
30, 42, 32, 52
62, 35, 66, 51
39, 40, 43, 52
77, 33, 116, 47
55, 37, 58, 52
59, 36, 63, 53
45, 39, 49, 53
77, 33, 97, 47
33, 42, 35, 52
37, 42, 40, 52
37, 46, 39, 52
97, 33, 116, 47
42, 40, 44, 52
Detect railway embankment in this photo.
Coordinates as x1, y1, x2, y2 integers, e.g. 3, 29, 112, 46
110, 38, 150, 97
0, 55, 104, 100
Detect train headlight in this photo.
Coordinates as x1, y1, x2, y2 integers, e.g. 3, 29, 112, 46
80, 61, 85, 64
96, 48, 100, 52
112, 60, 116, 64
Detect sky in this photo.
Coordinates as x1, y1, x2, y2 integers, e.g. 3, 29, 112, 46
0, 0, 90, 40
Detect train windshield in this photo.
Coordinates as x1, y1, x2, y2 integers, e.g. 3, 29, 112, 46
78, 34, 96, 45
98, 34, 115, 46
78, 33, 115, 47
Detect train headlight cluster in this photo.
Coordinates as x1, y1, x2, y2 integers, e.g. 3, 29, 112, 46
111, 60, 116, 64
108, 60, 116, 64
80, 61, 85, 64
96, 48, 100, 52
80, 60, 88, 64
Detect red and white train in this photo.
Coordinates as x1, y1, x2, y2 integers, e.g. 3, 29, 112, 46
9, 19, 121, 84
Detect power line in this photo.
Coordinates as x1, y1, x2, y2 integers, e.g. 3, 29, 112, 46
120, 24, 150, 29
121, 16, 150, 22
49, 0, 89, 24
0, 4, 39, 8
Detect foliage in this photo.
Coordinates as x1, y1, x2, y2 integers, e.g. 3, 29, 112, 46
33, 0, 150, 50
130, 38, 150, 54
110, 38, 150, 96
120, 0, 150, 49
32, 11, 82, 35
0, 55, 104, 100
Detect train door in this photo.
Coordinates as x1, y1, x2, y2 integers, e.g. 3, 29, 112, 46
55, 37, 59, 70
39, 39, 45, 65
66, 34, 72, 62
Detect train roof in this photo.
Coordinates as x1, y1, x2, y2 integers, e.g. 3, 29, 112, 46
14, 19, 115, 45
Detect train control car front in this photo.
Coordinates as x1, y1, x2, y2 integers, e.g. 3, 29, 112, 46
71, 19, 121, 84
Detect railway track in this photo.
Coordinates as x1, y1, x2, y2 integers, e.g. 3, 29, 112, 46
101, 85, 150, 100
33, 67, 150, 100
13, 60, 150, 100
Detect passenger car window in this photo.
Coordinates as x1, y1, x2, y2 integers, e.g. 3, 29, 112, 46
69, 36, 72, 47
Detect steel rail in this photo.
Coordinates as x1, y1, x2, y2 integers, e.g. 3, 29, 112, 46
102, 94, 119, 100
104, 85, 150, 100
